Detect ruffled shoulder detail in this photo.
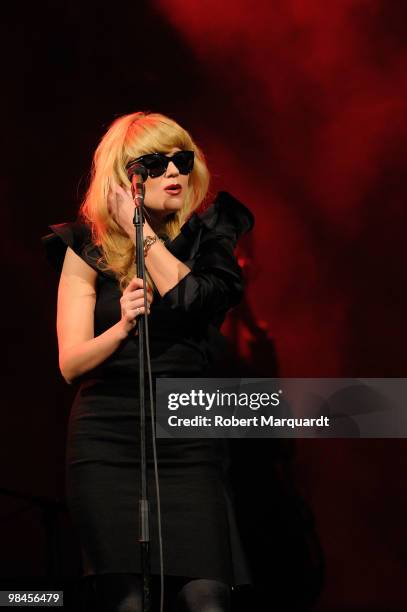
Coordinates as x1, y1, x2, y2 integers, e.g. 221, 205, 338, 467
41, 221, 108, 275
198, 191, 255, 239
41, 192, 254, 274
165, 191, 254, 260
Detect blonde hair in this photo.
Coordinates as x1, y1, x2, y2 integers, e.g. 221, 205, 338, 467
79, 111, 210, 290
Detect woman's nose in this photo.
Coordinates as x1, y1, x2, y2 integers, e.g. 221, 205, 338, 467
164, 161, 179, 177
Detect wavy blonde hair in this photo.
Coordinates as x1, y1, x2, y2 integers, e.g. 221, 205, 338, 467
79, 111, 210, 290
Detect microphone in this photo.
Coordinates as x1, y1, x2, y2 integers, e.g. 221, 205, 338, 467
126, 162, 148, 183
126, 163, 147, 208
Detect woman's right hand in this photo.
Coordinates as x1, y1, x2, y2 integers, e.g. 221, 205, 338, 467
119, 277, 153, 336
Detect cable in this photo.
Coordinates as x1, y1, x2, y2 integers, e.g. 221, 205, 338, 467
142, 291, 165, 612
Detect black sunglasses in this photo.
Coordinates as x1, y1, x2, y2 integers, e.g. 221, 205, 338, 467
128, 150, 195, 179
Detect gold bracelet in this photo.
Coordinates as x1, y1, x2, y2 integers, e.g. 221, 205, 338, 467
143, 235, 159, 257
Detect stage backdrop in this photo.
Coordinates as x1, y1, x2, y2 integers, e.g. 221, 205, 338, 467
1, 2, 406, 610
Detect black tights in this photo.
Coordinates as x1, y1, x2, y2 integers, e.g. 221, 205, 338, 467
92, 572, 231, 612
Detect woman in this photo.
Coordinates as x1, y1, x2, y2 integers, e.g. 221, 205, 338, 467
42, 111, 254, 611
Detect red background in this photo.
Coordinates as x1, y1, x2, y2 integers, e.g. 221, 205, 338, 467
1, 1, 406, 609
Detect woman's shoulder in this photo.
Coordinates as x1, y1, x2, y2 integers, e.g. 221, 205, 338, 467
178, 191, 254, 245
41, 220, 105, 275
43, 220, 92, 247
197, 191, 255, 240
164, 191, 254, 261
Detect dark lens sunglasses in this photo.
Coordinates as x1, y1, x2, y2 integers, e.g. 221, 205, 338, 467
129, 150, 195, 179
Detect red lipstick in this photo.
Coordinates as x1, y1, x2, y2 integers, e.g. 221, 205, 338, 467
164, 183, 182, 196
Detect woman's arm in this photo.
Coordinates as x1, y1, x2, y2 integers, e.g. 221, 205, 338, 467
108, 184, 247, 315
57, 247, 151, 384
142, 220, 191, 297
107, 183, 191, 297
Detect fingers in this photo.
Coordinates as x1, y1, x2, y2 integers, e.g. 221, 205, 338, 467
120, 301, 151, 329
106, 189, 116, 214
125, 278, 153, 299
126, 277, 145, 290
120, 278, 153, 328
128, 304, 150, 320
121, 296, 152, 312
126, 289, 153, 305
115, 183, 131, 197
107, 182, 131, 208
110, 182, 132, 203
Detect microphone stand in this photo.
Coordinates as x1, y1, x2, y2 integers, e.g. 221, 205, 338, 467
131, 172, 152, 612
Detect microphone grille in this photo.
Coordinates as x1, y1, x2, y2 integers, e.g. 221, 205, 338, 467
126, 161, 148, 183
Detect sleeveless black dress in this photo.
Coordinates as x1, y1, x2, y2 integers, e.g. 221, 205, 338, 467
42, 191, 254, 587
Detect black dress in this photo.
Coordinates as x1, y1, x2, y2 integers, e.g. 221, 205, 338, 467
42, 191, 254, 587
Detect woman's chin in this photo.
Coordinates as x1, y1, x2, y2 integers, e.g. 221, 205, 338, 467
158, 202, 184, 218
163, 194, 184, 208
